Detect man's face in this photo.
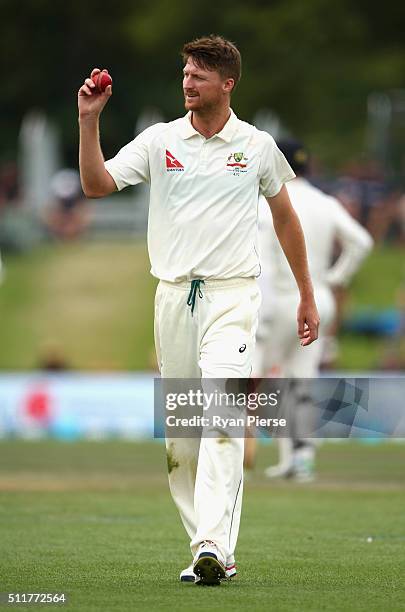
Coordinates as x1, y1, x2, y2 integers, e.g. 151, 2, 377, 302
183, 57, 233, 113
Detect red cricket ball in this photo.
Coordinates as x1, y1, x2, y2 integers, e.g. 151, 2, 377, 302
91, 71, 113, 93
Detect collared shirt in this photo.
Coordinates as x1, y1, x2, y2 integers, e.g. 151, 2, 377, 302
105, 110, 295, 282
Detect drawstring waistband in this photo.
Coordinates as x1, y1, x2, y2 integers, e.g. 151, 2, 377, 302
187, 279, 205, 315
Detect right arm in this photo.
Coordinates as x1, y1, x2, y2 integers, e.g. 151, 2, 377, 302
78, 68, 117, 198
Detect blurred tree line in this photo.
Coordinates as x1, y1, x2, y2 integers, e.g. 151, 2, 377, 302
1, 0, 404, 170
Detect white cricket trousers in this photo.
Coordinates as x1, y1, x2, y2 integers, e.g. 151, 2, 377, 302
154, 277, 261, 564
253, 285, 336, 468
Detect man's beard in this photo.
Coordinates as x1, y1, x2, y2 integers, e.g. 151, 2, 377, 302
184, 95, 221, 115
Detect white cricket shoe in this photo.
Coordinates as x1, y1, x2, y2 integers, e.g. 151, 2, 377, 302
225, 561, 237, 579
293, 447, 315, 482
180, 560, 237, 583
264, 462, 295, 479
264, 451, 316, 482
180, 564, 199, 583
192, 541, 226, 586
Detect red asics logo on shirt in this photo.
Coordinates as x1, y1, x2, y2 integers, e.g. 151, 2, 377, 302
166, 150, 184, 172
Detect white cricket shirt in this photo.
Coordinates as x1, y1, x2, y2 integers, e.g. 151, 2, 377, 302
258, 177, 373, 294
105, 110, 295, 282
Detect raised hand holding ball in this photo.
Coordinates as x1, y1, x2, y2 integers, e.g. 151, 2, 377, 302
91, 70, 113, 93
78, 68, 113, 117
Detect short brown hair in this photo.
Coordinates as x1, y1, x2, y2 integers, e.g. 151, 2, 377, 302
182, 35, 242, 91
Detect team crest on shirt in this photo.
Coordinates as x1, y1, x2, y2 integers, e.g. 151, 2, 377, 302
226, 152, 248, 175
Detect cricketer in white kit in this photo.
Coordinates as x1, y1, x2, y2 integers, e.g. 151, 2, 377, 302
253, 140, 373, 480
78, 36, 320, 585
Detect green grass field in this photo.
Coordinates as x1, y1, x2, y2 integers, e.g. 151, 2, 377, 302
0, 440, 404, 611
0, 242, 157, 371
0, 241, 403, 371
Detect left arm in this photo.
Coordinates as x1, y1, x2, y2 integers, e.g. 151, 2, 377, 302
266, 185, 320, 346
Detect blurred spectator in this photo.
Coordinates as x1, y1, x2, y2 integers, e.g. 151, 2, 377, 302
400, 194, 405, 246
42, 168, 91, 240
329, 157, 404, 244
379, 278, 405, 370
368, 184, 404, 244
0, 161, 20, 211
331, 158, 386, 224
0, 159, 40, 253
38, 341, 71, 372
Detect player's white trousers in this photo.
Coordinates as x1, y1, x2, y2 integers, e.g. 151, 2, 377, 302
253, 285, 336, 467
154, 278, 261, 563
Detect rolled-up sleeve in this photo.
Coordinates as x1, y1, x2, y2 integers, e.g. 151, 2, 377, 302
104, 123, 163, 191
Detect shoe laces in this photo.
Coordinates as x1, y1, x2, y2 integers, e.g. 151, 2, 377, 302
201, 540, 216, 549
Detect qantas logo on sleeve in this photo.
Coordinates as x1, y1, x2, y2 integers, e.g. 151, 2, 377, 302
166, 150, 184, 172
